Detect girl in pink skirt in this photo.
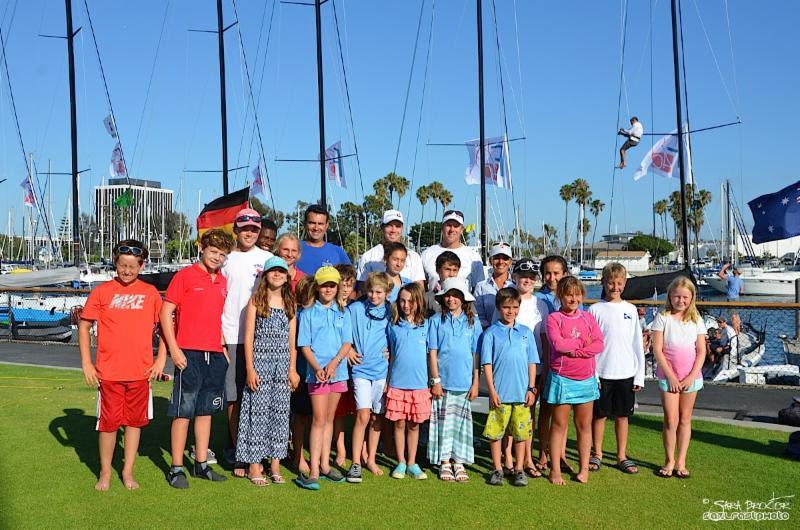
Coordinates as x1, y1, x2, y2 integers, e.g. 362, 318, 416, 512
385, 283, 432, 480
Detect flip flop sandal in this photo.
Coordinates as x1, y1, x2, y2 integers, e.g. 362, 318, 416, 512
617, 459, 638, 475
559, 459, 575, 474
502, 466, 514, 477
439, 463, 454, 482
675, 469, 691, 479
232, 462, 248, 478
589, 456, 602, 472
657, 467, 674, 478
534, 461, 550, 473
524, 466, 542, 478
248, 475, 269, 487
453, 463, 469, 482
270, 473, 287, 484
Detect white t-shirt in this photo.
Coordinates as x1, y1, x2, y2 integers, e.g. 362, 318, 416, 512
627, 122, 643, 142
420, 244, 485, 291
356, 243, 425, 282
589, 300, 646, 386
221, 247, 273, 344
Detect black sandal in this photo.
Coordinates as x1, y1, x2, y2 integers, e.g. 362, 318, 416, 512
617, 459, 638, 475
589, 455, 602, 472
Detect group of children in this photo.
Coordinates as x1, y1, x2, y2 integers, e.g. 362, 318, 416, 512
80, 229, 708, 491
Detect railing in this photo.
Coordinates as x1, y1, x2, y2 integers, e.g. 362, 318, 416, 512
1, 287, 798, 387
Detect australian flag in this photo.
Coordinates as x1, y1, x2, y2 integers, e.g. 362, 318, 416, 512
748, 179, 800, 244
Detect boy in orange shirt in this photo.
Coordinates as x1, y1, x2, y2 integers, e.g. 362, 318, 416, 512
79, 240, 166, 491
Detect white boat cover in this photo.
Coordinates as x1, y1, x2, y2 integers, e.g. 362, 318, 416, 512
0, 267, 81, 288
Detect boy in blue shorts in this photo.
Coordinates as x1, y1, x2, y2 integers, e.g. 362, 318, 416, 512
160, 229, 234, 489
481, 287, 539, 487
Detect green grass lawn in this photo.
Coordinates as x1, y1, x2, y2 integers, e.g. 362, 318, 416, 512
0, 363, 796, 529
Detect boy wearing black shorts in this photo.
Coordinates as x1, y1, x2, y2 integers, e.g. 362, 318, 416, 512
160, 229, 234, 488
588, 262, 645, 475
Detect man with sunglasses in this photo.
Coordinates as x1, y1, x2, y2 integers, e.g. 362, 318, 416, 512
220, 208, 273, 470
420, 210, 485, 292
474, 242, 515, 329
355, 210, 425, 294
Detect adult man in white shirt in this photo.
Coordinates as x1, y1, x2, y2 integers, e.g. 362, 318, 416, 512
420, 209, 485, 292
220, 208, 273, 469
617, 116, 644, 169
355, 209, 425, 293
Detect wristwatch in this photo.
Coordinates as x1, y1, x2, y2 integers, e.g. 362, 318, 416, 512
429, 377, 441, 386
528, 386, 538, 395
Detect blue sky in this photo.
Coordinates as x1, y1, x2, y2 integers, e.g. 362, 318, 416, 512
0, 0, 798, 246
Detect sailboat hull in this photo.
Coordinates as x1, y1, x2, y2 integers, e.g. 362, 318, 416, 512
705, 274, 800, 297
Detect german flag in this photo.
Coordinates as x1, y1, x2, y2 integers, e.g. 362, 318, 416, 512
196, 187, 250, 239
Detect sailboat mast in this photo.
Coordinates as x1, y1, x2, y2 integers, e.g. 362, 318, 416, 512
476, 0, 487, 262
670, 0, 690, 268
315, 0, 327, 209
217, 0, 229, 194
65, 0, 80, 267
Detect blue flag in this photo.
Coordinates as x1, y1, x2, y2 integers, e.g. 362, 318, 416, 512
748, 179, 800, 244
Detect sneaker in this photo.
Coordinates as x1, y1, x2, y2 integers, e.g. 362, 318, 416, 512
488, 468, 504, 486
294, 473, 320, 491
190, 447, 217, 465
407, 463, 427, 480
391, 463, 407, 479
167, 467, 189, 489
346, 463, 363, 483
511, 470, 528, 487
321, 468, 345, 483
193, 462, 227, 482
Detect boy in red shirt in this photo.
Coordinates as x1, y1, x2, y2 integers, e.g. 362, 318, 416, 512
79, 240, 165, 491
160, 229, 234, 489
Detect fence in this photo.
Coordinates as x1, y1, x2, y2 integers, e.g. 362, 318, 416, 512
1, 287, 799, 387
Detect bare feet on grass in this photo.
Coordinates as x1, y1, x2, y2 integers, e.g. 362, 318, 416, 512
366, 461, 384, 476
122, 473, 140, 490
95, 471, 112, 491
576, 469, 589, 484
548, 472, 565, 486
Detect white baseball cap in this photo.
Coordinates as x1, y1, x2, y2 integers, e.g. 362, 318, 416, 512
490, 242, 513, 259
382, 210, 404, 225
441, 210, 465, 225
436, 277, 475, 302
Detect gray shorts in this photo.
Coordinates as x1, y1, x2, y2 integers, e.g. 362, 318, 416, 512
225, 344, 247, 402
621, 138, 639, 151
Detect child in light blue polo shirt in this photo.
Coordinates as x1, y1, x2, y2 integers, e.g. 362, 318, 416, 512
427, 277, 481, 482
384, 242, 413, 303
481, 287, 539, 487
345, 272, 392, 483
295, 267, 353, 490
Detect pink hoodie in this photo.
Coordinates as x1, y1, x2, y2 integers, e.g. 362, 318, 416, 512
546, 310, 604, 380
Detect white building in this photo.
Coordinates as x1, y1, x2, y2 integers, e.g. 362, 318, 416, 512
95, 178, 173, 260
593, 250, 651, 272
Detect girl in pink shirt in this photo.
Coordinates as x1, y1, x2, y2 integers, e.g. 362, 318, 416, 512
544, 276, 604, 485
651, 276, 706, 479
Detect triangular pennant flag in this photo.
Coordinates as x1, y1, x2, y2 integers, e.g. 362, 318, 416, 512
114, 188, 133, 208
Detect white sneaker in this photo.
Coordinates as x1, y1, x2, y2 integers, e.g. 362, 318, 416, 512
190, 446, 217, 465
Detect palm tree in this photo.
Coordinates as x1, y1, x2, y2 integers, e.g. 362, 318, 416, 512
415, 185, 430, 250
426, 181, 445, 243
384, 172, 410, 209
689, 187, 712, 263
571, 178, 591, 264
543, 224, 558, 254
653, 199, 669, 241
589, 198, 605, 258
559, 184, 574, 253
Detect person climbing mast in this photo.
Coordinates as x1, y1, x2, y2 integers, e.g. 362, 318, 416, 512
616, 116, 643, 169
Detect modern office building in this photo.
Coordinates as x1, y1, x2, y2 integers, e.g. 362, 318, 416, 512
94, 178, 173, 260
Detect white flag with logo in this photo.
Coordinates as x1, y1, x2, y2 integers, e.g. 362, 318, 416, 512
465, 135, 512, 190
20, 176, 36, 208
103, 114, 118, 138
324, 141, 346, 189
633, 126, 692, 183
251, 160, 270, 200
109, 142, 127, 177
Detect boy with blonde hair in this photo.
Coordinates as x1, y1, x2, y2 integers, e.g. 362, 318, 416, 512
588, 262, 645, 475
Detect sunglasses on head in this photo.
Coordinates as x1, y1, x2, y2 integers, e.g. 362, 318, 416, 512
236, 215, 261, 223
514, 261, 537, 272
117, 245, 144, 256
443, 209, 464, 218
